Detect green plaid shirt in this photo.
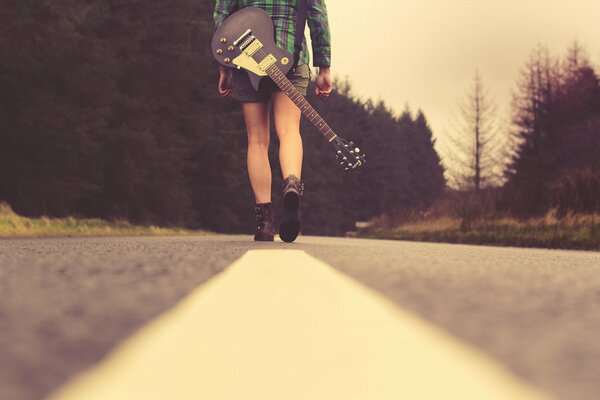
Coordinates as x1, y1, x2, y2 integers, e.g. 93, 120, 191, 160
213, 0, 331, 67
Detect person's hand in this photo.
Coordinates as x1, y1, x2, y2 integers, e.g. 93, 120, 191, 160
218, 66, 233, 98
315, 67, 333, 99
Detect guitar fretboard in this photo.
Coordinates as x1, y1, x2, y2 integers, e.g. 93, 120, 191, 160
265, 65, 337, 143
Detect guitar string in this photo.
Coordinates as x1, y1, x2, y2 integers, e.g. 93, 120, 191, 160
254, 48, 364, 158
249, 47, 364, 161
251, 47, 335, 138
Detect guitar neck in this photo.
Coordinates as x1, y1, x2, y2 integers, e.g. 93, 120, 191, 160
265, 65, 337, 142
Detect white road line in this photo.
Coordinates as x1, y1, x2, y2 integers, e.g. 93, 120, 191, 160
49, 250, 552, 400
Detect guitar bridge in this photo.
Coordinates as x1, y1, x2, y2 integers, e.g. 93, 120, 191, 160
233, 29, 252, 47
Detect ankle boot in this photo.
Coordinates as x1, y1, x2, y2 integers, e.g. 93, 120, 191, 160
254, 202, 275, 241
279, 175, 304, 243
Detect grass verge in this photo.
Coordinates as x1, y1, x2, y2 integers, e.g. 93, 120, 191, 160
0, 203, 208, 238
359, 214, 600, 251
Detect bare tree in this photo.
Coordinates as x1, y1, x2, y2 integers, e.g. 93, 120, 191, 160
444, 71, 504, 192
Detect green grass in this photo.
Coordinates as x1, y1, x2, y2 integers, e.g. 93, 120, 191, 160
359, 213, 600, 251
0, 203, 208, 238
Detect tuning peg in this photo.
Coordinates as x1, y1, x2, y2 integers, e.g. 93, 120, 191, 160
347, 163, 352, 167
355, 147, 360, 153
349, 150, 354, 154
343, 156, 347, 161
344, 144, 348, 148
337, 150, 342, 155
355, 155, 360, 159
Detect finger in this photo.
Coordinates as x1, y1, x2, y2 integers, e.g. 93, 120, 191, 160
219, 82, 230, 95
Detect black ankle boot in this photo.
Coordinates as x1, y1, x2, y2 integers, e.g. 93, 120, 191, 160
254, 202, 274, 241
279, 175, 304, 243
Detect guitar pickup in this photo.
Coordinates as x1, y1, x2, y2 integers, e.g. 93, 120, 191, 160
258, 54, 276, 71
243, 39, 263, 56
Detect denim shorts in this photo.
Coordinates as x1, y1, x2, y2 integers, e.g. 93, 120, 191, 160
232, 63, 311, 103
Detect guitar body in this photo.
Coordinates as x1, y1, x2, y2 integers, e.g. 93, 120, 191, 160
212, 7, 293, 91
212, 7, 366, 172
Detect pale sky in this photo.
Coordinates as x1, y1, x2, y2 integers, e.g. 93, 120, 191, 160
321, 0, 600, 161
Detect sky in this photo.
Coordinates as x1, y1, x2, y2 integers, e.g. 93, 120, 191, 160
320, 0, 600, 163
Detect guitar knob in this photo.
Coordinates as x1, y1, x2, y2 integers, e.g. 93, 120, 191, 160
337, 150, 342, 154
343, 156, 347, 161
216, 49, 223, 55
220, 37, 227, 44
349, 150, 354, 154
349, 141, 355, 146
347, 163, 352, 167
224, 58, 231, 64
355, 156, 360, 159
355, 147, 360, 153
228, 46, 234, 52
340, 162, 345, 166
345, 168, 350, 171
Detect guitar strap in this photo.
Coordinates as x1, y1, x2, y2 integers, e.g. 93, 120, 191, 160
292, 0, 308, 70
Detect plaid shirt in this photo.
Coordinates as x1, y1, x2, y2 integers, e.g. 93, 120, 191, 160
213, 0, 331, 67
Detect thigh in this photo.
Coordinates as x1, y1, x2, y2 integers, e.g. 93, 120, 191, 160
272, 91, 301, 136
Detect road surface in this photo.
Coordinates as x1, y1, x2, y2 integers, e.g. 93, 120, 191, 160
1, 235, 599, 399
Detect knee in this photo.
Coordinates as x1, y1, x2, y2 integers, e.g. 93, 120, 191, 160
247, 130, 270, 148
276, 126, 301, 141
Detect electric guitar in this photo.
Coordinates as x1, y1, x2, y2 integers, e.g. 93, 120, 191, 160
212, 7, 366, 172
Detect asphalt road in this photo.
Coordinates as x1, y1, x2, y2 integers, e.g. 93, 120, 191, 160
1, 235, 599, 400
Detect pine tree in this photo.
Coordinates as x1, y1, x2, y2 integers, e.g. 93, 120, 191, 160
501, 45, 560, 216
445, 71, 503, 193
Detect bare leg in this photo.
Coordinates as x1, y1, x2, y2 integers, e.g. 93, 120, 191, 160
242, 101, 271, 203
272, 91, 303, 243
272, 91, 303, 180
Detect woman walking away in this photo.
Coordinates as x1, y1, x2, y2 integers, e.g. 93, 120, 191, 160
213, 0, 333, 242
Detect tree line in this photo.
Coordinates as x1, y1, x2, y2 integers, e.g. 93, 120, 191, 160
443, 42, 599, 224
0, 0, 445, 235
501, 43, 600, 217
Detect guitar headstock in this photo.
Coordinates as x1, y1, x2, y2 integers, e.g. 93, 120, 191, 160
331, 136, 366, 172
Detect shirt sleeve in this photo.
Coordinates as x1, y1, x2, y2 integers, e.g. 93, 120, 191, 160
306, 0, 332, 67
213, 0, 238, 30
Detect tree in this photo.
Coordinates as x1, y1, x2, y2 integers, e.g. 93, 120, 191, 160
445, 71, 503, 192
501, 45, 559, 216
408, 110, 446, 208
